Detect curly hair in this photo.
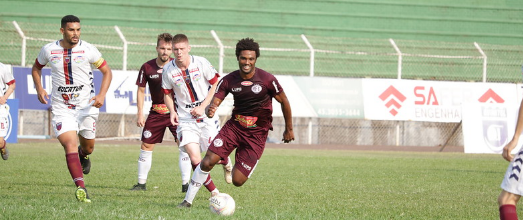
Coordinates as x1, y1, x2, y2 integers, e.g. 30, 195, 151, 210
157, 33, 173, 47
61, 15, 80, 28
235, 38, 260, 58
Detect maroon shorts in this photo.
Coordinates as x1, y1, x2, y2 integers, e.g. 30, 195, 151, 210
141, 112, 177, 144
208, 120, 268, 178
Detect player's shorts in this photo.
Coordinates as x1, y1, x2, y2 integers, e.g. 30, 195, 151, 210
208, 120, 268, 178
141, 112, 177, 144
501, 150, 523, 195
51, 104, 99, 139
0, 104, 9, 137
177, 117, 220, 153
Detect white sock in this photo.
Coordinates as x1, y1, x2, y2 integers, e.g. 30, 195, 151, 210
184, 164, 209, 204
137, 149, 153, 184
179, 149, 191, 185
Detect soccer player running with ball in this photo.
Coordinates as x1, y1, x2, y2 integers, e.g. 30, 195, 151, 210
162, 34, 231, 203
177, 38, 295, 208
31, 15, 113, 203
129, 33, 192, 192
0, 62, 15, 160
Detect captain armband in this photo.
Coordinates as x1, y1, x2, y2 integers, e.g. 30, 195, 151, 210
92, 58, 107, 69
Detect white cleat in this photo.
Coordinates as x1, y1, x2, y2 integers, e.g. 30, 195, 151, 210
223, 157, 233, 184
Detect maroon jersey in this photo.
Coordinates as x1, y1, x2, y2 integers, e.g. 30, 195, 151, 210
136, 58, 174, 113
215, 68, 283, 132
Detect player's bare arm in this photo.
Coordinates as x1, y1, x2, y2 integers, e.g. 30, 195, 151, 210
0, 83, 15, 105
206, 96, 223, 118
192, 81, 219, 117
136, 86, 146, 127
503, 99, 523, 161
274, 91, 294, 143
90, 64, 112, 108
31, 63, 49, 104
163, 92, 178, 126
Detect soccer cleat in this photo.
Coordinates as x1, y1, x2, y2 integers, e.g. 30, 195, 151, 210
223, 157, 233, 184
75, 187, 92, 203
0, 147, 8, 161
78, 146, 91, 174
177, 200, 192, 208
130, 183, 147, 191
181, 183, 189, 193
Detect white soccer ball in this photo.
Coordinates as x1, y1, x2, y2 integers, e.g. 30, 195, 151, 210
209, 193, 235, 216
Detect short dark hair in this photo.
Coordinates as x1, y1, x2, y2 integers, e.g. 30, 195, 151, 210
235, 38, 260, 58
157, 33, 173, 47
61, 15, 80, 28
172, 34, 189, 45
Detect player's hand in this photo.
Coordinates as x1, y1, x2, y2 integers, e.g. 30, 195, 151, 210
206, 104, 217, 118
502, 139, 518, 162
170, 112, 179, 126
90, 95, 105, 108
36, 88, 49, 104
137, 114, 145, 127
191, 105, 205, 118
0, 96, 6, 105
282, 129, 294, 143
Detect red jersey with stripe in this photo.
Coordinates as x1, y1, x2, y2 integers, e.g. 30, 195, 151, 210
214, 68, 283, 132
136, 58, 174, 113
35, 40, 106, 109
161, 55, 219, 121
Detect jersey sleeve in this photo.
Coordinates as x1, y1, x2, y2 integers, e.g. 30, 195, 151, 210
201, 58, 219, 84
214, 77, 229, 100
136, 64, 147, 87
267, 74, 283, 97
35, 45, 50, 68
86, 43, 106, 69
161, 66, 173, 91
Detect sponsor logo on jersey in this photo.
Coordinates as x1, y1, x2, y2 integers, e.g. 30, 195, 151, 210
72, 50, 84, 54
185, 101, 202, 109
58, 85, 85, 92
241, 162, 252, 171
189, 67, 200, 73
241, 81, 253, 86
232, 87, 242, 92
251, 84, 262, 94
50, 56, 61, 64
156, 69, 163, 73
73, 56, 85, 64
150, 74, 160, 79
175, 78, 184, 86
192, 73, 201, 81
51, 50, 62, 54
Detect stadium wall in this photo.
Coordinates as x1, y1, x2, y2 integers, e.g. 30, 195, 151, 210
1, 0, 523, 45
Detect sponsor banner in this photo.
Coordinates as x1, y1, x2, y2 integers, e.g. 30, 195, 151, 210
462, 102, 522, 154
13, 67, 104, 111
104, 70, 146, 114
363, 79, 519, 122
5, 99, 18, 143
293, 76, 364, 118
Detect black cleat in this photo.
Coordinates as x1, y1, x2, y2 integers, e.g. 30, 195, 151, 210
177, 200, 191, 208
78, 146, 91, 174
1, 147, 8, 160
182, 183, 189, 193
130, 183, 147, 191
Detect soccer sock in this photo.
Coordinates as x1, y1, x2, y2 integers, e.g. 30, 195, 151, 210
65, 153, 85, 188
179, 150, 191, 185
184, 164, 209, 204
137, 150, 153, 184
500, 204, 518, 220
191, 162, 217, 192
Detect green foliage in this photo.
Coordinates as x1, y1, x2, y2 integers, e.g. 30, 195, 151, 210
0, 142, 513, 219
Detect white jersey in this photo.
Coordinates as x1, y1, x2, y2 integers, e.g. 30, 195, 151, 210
162, 55, 219, 121
36, 40, 105, 110
0, 62, 15, 96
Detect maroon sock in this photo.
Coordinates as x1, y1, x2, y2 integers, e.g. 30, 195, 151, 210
500, 204, 518, 220
192, 162, 216, 192
66, 153, 85, 188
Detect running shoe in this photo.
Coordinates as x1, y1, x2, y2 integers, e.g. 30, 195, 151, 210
0, 146, 8, 160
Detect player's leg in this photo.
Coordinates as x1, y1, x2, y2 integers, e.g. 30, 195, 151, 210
0, 105, 9, 160
228, 132, 267, 187
0, 137, 7, 160
77, 113, 97, 175
498, 190, 520, 220
57, 130, 91, 202
131, 142, 154, 191
169, 123, 191, 192
201, 118, 232, 184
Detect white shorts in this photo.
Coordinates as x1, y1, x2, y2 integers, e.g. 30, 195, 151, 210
177, 117, 220, 153
51, 105, 99, 139
0, 104, 9, 137
501, 150, 523, 195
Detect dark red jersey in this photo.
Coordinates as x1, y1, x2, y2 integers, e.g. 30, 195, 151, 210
136, 58, 174, 110
214, 68, 283, 132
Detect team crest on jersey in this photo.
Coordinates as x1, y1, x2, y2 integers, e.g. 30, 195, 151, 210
241, 81, 253, 86
73, 56, 85, 64
64, 55, 71, 63
213, 138, 223, 147
50, 56, 61, 64
251, 84, 262, 94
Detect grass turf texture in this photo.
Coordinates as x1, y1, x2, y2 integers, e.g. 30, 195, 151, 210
0, 141, 512, 219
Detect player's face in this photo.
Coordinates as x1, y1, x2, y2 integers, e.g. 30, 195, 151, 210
173, 41, 191, 63
156, 39, 173, 63
237, 50, 257, 75
60, 22, 81, 48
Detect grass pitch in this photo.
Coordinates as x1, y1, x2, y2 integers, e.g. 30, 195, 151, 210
0, 141, 513, 219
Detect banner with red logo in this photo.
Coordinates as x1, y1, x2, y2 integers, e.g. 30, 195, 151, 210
362, 79, 519, 122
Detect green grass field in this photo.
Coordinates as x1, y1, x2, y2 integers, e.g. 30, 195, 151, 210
0, 141, 515, 219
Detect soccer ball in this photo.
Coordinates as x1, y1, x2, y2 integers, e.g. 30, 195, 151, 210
209, 193, 235, 216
